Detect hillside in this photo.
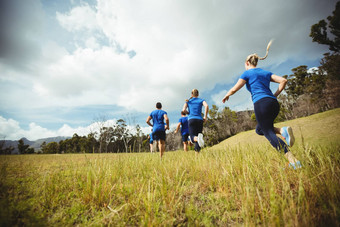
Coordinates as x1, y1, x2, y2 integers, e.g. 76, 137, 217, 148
213, 108, 340, 150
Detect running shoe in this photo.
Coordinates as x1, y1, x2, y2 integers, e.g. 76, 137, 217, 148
281, 126, 295, 147
288, 161, 302, 170
197, 133, 204, 148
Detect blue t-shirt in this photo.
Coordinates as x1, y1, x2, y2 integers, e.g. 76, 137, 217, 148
178, 116, 189, 135
187, 97, 204, 120
149, 109, 167, 132
149, 132, 153, 143
240, 68, 276, 103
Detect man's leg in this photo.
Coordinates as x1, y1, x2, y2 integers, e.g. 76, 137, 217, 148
159, 140, 165, 158
183, 141, 188, 151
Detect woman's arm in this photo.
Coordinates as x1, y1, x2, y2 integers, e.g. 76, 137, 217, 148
271, 74, 287, 97
222, 79, 246, 103
203, 101, 209, 122
182, 102, 189, 115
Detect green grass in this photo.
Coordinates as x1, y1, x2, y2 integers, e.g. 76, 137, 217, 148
1, 109, 340, 226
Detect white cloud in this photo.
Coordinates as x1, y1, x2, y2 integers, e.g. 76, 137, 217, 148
56, 3, 99, 32
0, 116, 22, 139
41, 0, 331, 113
0, 115, 116, 140
85, 37, 101, 49
0, 0, 336, 140
307, 67, 319, 74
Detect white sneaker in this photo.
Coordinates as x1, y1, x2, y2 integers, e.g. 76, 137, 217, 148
197, 133, 204, 148
281, 126, 295, 147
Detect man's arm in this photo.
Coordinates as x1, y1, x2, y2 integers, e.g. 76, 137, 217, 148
174, 122, 181, 134
146, 116, 153, 127
164, 114, 169, 130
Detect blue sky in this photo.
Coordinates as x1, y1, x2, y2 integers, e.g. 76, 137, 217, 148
0, 0, 336, 140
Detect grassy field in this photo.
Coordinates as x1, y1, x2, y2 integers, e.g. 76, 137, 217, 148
0, 109, 339, 226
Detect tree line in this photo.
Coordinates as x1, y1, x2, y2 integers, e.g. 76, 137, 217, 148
1, 2, 339, 155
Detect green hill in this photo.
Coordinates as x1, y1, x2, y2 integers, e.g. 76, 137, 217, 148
214, 108, 340, 150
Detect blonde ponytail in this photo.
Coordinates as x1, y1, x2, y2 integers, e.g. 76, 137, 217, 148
259, 39, 274, 60
246, 39, 274, 66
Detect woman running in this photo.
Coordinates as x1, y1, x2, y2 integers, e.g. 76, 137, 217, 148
182, 89, 209, 153
222, 40, 301, 169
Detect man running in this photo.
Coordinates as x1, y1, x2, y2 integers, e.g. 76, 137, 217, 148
146, 102, 169, 158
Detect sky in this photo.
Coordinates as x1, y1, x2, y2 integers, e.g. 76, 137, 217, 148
0, 0, 336, 141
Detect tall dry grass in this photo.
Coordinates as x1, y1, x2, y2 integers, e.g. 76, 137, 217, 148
0, 109, 339, 226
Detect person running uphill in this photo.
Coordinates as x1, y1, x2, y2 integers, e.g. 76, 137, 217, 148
146, 102, 169, 158
174, 111, 191, 152
222, 40, 301, 169
182, 89, 209, 153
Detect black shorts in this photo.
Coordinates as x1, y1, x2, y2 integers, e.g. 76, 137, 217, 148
153, 130, 166, 141
181, 133, 189, 142
188, 119, 203, 143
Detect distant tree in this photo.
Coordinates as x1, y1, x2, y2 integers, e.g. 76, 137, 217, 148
26, 147, 35, 154
208, 104, 219, 120
116, 119, 132, 153
0, 138, 14, 155
70, 134, 80, 153
58, 140, 66, 153
17, 139, 29, 154
309, 1, 340, 110
284, 66, 310, 99
310, 1, 340, 80
99, 126, 115, 153
40, 141, 47, 153
45, 142, 59, 154
87, 133, 98, 153
310, 1, 340, 53
133, 124, 145, 152
319, 53, 340, 80
203, 106, 255, 146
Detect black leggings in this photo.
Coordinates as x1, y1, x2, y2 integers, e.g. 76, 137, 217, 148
254, 97, 288, 153
188, 119, 203, 151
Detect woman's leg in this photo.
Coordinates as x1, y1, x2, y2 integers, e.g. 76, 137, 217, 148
188, 119, 203, 152
254, 98, 301, 168
254, 98, 289, 153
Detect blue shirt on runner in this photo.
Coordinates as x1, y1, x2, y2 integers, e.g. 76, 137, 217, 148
187, 97, 204, 120
240, 68, 276, 104
178, 116, 189, 135
149, 109, 167, 132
